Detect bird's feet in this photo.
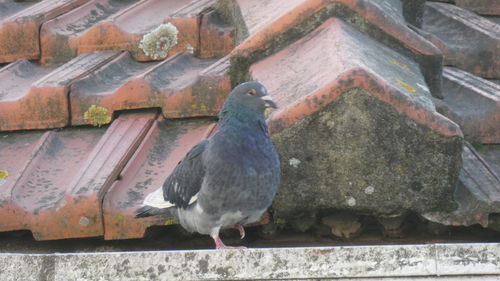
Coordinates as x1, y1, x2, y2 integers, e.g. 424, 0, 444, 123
235, 224, 245, 239
213, 236, 247, 250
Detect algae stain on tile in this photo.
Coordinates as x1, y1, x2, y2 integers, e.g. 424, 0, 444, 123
83, 105, 112, 127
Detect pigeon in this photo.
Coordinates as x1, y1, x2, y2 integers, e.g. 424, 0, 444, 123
135, 81, 280, 249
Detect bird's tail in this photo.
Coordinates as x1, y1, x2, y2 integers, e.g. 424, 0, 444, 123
135, 206, 174, 218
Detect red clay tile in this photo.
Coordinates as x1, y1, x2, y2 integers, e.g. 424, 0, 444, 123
72, 0, 220, 61
0, 51, 120, 131
169, 0, 234, 59
103, 118, 216, 240
455, 0, 500, 16
250, 18, 460, 138
236, 0, 307, 37
39, 0, 139, 65
0, 0, 88, 63
0, 130, 47, 233
70, 52, 231, 126
0, 112, 155, 240
423, 142, 500, 227
231, 0, 444, 97
198, 10, 236, 59
434, 67, 500, 144
423, 2, 500, 79
0, 1, 38, 21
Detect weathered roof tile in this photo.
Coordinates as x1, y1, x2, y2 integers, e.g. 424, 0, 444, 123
435, 67, 500, 144
70, 52, 229, 126
0, 0, 88, 63
423, 142, 500, 227
39, 0, 139, 65
0, 0, 498, 241
103, 118, 216, 240
247, 17, 463, 221
423, 2, 500, 79
65, 0, 226, 62
0, 112, 155, 240
229, 0, 444, 97
251, 18, 455, 137
454, 0, 500, 16
0, 51, 120, 131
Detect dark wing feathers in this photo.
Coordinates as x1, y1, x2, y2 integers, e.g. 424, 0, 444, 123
163, 139, 208, 209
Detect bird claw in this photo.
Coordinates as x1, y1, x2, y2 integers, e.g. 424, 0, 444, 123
213, 235, 246, 250
235, 224, 245, 239
217, 245, 247, 250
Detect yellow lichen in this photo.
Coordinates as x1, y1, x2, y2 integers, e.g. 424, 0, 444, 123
389, 59, 409, 70
83, 105, 112, 127
275, 218, 286, 225
0, 170, 8, 179
396, 81, 417, 93
139, 23, 179, 59
164, 218, 178, 225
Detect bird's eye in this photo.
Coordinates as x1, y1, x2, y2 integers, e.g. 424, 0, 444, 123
246, 89, 256, 96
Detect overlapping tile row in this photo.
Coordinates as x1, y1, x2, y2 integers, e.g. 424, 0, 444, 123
227, 0, 444, 97
0, 112, 156, 240
39, 0, 234, 64
423, 142, 500, 227
70, 52, 230, 126
0, 51, 120, 131
249, 18, 463, 222
39, 0, 140, 65
0, 50, 230, 131
422, 2, 500, 79
103, 118, 216, 240
0, 0, 88, 63
429, 0, 500, 15
0, 0, 498, 241
434, 67, 500, 144
0, 113, 236, 240
454, 0, 500, 16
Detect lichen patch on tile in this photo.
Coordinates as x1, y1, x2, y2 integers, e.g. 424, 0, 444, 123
84, 105, 112, 126
139, 23, 179, 59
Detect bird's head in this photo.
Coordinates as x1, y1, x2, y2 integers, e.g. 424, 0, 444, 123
219, 81, 277, 122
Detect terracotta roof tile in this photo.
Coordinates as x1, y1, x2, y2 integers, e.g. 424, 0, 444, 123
0, 112, 155, 240
103, 118, 216, 240
0, 0, 498, 240
249, 17, 463, 220
39, 0, 140, 65
0, 51, 120, 131
434, 67, 500, 144
198, 9, 236, 59
42, 0, 233, 63
423, 142, 500, 227
0, 0, 88, 63
0, 1, 38, 20
454, 0, 500, 16
70, 52, 229, 126
423, 2, 500, 79
251, 18, 458, 137
230, 0, 444, 97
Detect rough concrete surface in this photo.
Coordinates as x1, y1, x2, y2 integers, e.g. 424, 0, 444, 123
1, 243, 499, 281
271, 88, 463, 221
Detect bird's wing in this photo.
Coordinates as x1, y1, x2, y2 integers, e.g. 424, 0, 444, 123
162, 139, 208, 209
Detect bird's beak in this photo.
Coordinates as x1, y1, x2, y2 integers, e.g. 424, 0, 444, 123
261, 95, 277, 109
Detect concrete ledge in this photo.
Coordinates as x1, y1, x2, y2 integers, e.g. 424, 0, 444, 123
1, 243, 499, 281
